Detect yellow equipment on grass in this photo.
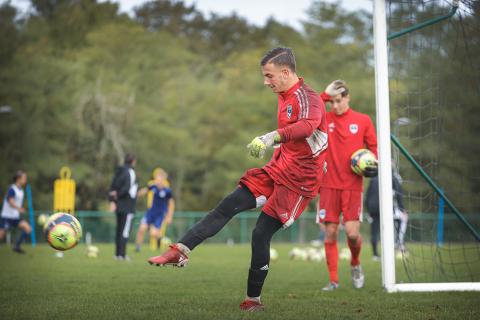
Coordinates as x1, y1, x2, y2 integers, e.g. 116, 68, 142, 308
54, 166, 76, 214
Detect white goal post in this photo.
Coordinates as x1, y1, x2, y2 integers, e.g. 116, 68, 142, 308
372, 0, 480, 293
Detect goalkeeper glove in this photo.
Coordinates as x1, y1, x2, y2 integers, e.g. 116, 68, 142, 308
363, 164, 378, 178
247, 131, 281, 159
325, 80, 347, 97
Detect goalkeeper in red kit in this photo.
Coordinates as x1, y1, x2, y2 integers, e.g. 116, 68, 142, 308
318, 80, 378, 291
148, 47, 328, 311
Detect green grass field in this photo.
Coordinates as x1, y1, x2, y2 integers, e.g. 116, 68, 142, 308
1, 243, 479, 320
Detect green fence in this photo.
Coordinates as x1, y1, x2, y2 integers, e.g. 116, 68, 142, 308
31, 211, 480, 245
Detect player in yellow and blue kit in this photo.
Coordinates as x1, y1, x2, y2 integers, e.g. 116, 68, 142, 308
135, 169, 175, 252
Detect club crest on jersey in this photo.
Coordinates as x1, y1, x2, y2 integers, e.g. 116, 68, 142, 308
349, 124, 359, 134
159, 190, 166, 198
328, 123, 335, 132
287, 105, 293, 119
319, 209, 326, 220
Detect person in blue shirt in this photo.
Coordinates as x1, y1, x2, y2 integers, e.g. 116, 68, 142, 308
135, 168, 175, 252
0, 171, 32, 253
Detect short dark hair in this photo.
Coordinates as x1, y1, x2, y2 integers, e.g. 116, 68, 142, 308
124, 153, 136, 165
334, 80, 349, 97
13, 170, 25, 182
260, 47, 296, 72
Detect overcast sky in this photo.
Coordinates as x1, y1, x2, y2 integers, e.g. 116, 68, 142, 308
10, 0, 373, 30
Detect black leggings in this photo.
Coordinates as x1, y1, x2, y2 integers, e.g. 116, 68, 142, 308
248, 212, 283, 297
179, 186, 283, 297
180, 187, 256, 250
116, 212, 135, 257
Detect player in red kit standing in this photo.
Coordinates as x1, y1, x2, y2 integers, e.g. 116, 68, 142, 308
148, 47, 328, 311
318, 80, 378, 291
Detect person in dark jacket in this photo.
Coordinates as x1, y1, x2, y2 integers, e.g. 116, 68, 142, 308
109, 153, 138, 260
365, 171, 407, 260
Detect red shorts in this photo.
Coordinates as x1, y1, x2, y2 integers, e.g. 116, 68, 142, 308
239, 168, 311, 227
317, 187, 362, 224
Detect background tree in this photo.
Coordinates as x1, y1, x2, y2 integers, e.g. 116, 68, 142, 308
4, 0, 475, 214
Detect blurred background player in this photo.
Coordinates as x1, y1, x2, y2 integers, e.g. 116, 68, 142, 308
148, 47, 327, 311
0, 170, 31, 254
318, 80, 378, 290
366, 170, 407, 261
391, 171, 408, 255
109, 153, 138, 261
135, 168, 175, 252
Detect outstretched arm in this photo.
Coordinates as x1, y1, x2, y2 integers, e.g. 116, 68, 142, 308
247, 117, 321, 158
137, 187, 149, 198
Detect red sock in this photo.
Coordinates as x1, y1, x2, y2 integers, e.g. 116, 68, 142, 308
348, 236, 362, 266
324, 240, 339, 283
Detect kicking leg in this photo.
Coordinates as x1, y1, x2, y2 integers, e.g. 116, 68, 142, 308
148, 187, 256, 266
179, 187, 256, 250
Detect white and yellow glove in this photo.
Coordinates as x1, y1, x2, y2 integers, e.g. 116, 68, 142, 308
247, 131, 281, 159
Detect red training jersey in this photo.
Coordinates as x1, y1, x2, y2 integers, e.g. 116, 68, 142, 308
319, 92, 377, 191
263, 78, 327, 197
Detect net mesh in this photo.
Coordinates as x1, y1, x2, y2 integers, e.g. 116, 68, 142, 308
387, 0, 480, 283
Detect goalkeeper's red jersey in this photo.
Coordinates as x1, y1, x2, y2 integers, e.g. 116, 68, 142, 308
263, 78, 327, 197
318, 92, 378, 192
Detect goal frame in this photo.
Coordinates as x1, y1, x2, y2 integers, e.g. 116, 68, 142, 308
373, 0, 480, 293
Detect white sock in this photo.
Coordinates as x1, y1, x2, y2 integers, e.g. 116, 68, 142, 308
246, 296, 261, 303
176, 243, 191, 255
